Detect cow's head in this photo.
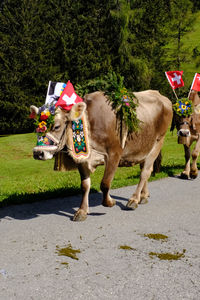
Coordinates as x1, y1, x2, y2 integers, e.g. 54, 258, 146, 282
171, 92, 200, 144
175, 115, 191, 145
30, 102, 86, 160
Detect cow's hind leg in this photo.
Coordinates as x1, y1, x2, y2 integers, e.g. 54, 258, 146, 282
73, 164, 91, 221
101, 152, 121, 207
127, 138, 164, 210
139, 163, 150, 204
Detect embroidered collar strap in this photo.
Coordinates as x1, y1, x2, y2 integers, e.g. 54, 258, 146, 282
66, 113, 90, 163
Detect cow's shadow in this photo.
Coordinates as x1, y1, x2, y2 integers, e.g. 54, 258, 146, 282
2, 164, 195, 221
0, 189, 128, 221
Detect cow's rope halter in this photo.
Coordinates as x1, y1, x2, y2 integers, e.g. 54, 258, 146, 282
54, 122, 72, 154
179, 121, 190, 126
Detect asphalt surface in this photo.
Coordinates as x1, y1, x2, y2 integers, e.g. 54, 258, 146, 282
0, 174, 200, 300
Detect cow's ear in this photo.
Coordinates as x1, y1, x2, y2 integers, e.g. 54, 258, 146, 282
194, 103, 200, 115
30, 105, 39, 119
68, 102, 86, 121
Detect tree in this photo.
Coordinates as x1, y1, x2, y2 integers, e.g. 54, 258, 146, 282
110, 0, 151, 90
0, 0, 63, 133
163, 0, 193, 70
0, 0, 117, 133
110, 0, 179, 91
191, 0, 200, 11
0, 0, 196, 133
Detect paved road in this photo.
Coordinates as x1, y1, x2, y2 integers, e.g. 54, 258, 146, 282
0, 174, 200, 300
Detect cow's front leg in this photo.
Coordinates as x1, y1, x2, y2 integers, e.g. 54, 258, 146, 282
190, 137, 200, 179
180, 145, 191, 179
101, 152, 121, 207
73, 164, 91, 221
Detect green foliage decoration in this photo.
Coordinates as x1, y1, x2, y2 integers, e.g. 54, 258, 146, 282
76, 72, 139, 133
105, 72, 139, 133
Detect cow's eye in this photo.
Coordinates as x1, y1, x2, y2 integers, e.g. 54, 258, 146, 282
54, 125, 60, 131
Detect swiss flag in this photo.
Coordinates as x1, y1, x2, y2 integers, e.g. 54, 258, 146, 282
55, 81, 83, 111
190, 73, 200, 91
165, 71, 184, 89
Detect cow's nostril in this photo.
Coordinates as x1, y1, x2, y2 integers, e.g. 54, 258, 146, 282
178, 129, 190, 137
39, 151, 44, 159
33, 151, 44, 160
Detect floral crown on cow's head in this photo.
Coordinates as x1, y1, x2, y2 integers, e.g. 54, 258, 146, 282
30, 104, 56, 136
173, 98, 193, 117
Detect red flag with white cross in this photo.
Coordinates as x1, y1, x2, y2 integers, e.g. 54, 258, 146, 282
190, 73, 200, 91
165, 71, 184, 89
55, 80, 83, 111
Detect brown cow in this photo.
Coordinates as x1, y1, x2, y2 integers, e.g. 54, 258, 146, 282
172, 90, 200, 179
30, 90, 172, 221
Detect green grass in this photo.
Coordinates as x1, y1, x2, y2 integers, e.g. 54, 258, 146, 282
1, 130, 198, 207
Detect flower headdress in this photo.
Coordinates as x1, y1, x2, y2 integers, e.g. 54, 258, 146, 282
173, 98, 193, 117
30, 104, 56, 136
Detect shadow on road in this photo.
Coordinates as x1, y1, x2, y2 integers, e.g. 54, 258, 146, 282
0, 189, 130, 222
1, 163, 197, 221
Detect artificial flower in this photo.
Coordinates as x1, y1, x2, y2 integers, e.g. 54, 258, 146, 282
36, 125, 47, 133
29, 112, 36, 119
173, 98, 193, 117
38, 121, 47, 128
33, 104, 56, 136
40, 114, 49, 121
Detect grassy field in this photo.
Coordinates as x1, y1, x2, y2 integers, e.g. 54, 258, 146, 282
1, 130, 198, 207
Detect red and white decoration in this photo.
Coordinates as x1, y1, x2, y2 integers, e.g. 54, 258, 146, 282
55, 81, 83, 111
190, 73, 200, 92
165, 71, 184, 89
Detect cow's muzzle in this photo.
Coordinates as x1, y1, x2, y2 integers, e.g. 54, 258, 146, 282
33, 148, 56, 160
33, 150, 44, 160
33, 133, 59, 160
177, 129, 191, 137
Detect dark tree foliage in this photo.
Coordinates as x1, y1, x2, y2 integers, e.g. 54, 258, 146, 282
0, 0, 197, 134
0, 0, 116, 133
0, 0, 62, 133
191, 0, 200, 11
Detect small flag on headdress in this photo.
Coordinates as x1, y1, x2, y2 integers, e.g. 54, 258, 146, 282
55, 81, 83, 111
190, 73, 200, 92
45, 81, 66, 105
165, 71, 184, 89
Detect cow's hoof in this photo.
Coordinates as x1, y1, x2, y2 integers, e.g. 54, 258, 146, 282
180, 172, 189, 180
190, 171, 198, 179
73, 209, 87, 222
102, 198, 116, 207
126, 199, 138, 210
140, 197, 148, 204
102, 199, 116, 207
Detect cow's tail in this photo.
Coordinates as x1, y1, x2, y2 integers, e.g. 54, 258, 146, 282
152, 151, 162, 174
